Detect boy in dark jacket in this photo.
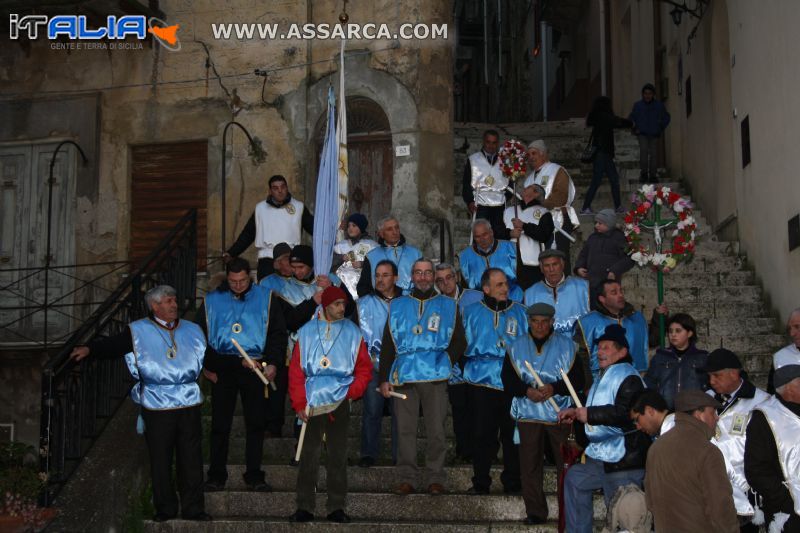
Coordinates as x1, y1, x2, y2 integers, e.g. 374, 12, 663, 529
574, 209, 634, 307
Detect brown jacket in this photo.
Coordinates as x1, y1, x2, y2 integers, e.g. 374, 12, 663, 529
644, 412, 738, 533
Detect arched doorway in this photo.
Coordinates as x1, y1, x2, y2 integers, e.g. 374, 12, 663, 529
315, 96, 393, 236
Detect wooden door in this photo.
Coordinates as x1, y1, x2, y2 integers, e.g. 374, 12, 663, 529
314, 97, 393, 236
130, 141, 208, 270
0, 142, 76, 343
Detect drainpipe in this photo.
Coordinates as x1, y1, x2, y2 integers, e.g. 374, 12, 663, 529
599, 0, 607, 95
483, 0, 489, 85
541, 20, 548, 121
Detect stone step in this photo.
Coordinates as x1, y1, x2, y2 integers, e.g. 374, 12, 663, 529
207, 464, 559, 494
144, 518, 571, 532
204, 415, 449, 440
200, 491, 606, 522
623, 286, 765, 305
220, 436, 458, 464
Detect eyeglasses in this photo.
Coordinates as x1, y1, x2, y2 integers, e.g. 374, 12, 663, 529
435, 274, 455, 283
413, 270, 435, 277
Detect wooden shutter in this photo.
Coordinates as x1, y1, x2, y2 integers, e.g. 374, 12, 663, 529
130, 141, 207, 270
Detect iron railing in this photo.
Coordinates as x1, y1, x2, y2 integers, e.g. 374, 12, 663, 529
38, 209, 198, 505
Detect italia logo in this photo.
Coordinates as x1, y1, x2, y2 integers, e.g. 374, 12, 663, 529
8, 14, 180, 51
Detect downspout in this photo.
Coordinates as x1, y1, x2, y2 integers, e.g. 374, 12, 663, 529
541, 20, 548, 121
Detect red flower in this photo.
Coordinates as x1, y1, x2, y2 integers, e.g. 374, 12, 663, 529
668, 192, 681, 204
624, 214, 634, 224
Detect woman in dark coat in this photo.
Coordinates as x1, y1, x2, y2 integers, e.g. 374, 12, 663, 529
581, 96, 633, 214
644, 313, 709, 410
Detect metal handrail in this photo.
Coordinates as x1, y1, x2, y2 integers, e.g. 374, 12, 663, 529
39, 209, 198, 505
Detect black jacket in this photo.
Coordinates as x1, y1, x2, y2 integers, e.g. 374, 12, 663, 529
586, 360, 650, 472
644, 343, 708, 410
587, 111, 633, 158
573, 228, 635, 289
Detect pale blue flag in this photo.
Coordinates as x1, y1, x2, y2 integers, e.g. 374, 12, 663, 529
313, 87, 339, 276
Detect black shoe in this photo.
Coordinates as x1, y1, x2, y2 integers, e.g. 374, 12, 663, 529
466, 485, 489, 495
152, 513, 175, 522
358, 456, 375, 468
289, 509, 314, 522
327, 509, 351, 523
203, 479, 225, 492
523, 515, 546, 525
184, 512, 213, 521
245, 481, 272, 492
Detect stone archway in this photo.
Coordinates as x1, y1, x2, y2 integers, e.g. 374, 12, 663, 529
313, 96, 393, 234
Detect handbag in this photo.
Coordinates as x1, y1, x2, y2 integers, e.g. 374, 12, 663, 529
580, 132, 598, 163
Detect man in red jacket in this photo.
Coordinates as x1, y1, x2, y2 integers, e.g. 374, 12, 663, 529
288, 286, 372, 523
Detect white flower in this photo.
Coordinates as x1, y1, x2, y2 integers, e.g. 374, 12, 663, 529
656, 198, 663, 205
630, 251, 649, 266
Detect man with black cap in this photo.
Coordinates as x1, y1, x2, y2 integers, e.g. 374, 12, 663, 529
259, 242, 294, 294
225, 175, 314, 280
502, 302, 583, 525
523, 248, 590, 337
628, 83, 670, 183
288, 286, 372, 523
576, 278, 648, 379
703, 348, 769, 531
745, 350, 800, 532
502, 183, 555, 290
558, 324, 650, 533
645, 390, 738, 532
262, 245, 342, 441
333, 213, 378, 299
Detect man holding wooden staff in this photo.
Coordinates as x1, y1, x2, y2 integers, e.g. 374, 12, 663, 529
198, 258, 288, 492
501, 302, 584, 525
288, 286, 372, 523
379, 258, 467, 496
557, 324, 650, 533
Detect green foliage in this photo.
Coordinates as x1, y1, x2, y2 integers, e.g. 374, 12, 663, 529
0, 442, 45, 503
120, 482, 154, 533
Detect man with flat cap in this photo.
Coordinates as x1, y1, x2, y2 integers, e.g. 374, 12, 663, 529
558, 324, 650, 533
745, 350, 800, 532
502, 302, 584, 525
704, 349, 769, 531
645, 390, 739, 532
225, 175, 314, 280
524, 248, 590, 337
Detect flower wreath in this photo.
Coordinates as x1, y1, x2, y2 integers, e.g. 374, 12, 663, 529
624, 184, 697, 273
498, 139, 528, 182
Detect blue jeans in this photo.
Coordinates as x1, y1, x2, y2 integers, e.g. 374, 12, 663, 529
564, 455, 644, 533
360, 371, 397, 461
582, 150, 621, 210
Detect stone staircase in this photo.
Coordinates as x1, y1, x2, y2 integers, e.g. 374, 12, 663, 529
143, 120, 783, 532
452, 120, 783, 388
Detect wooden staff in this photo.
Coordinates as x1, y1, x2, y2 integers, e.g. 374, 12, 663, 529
524, 360, 560, 413
294, 405, 311, 463
231, 338, 277, 391
375, 388, 407, 400
559, 367, 583, 408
